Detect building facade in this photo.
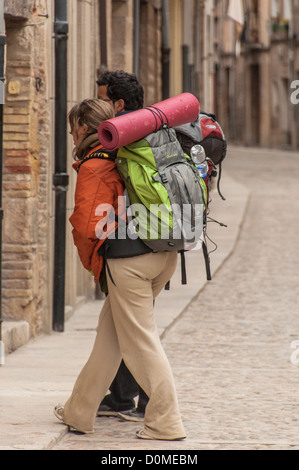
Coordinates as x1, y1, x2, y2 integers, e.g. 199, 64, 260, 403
1, 0, 167, 348
1, 0, 298, 351
213, 0, 299, 149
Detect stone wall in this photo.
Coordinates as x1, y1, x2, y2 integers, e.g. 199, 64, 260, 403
0, 0, 166, 341
2, 11, 50, 335
4, 0, 32, 21
0, 0, 174, 340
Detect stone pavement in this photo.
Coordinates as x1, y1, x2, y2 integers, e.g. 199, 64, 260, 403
2, 145, 298, 451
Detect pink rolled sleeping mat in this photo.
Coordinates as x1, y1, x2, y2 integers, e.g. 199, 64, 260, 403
98, 92, 200, 151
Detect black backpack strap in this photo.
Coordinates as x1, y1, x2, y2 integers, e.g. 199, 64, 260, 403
200, 110, 217, 121
202, 241, 212, 281
99, 243, 117, 287
217, 161, 226, 201
165, 246, 210, 291
77, 149, 117, 172
180, 251, 187, 285
164, 251, 187, 290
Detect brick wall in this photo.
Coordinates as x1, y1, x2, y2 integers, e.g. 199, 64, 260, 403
2, 16, 50, 335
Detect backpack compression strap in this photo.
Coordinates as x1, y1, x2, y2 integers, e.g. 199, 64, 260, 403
202, 241, 212, 281
164, 246, 211, 291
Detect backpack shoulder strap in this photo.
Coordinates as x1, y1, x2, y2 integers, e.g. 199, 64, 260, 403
77, 149, 117, 172
199, 111, 217, 121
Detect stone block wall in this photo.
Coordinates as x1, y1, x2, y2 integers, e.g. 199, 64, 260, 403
0, 0, 167, 339
2, 10, 50, 336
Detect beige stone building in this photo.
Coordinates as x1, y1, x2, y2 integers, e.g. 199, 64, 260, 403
212, 0, 299, 149
1, 0, 298, 352
1, 0, 174, 349
166, 0, 299, 150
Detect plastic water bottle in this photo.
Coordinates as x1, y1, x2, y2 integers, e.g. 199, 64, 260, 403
191, 145, 208, 178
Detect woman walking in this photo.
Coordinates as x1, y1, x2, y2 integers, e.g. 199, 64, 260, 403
54, 98, 185, 441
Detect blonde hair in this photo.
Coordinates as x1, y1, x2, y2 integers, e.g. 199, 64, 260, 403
68, 99, 114, 134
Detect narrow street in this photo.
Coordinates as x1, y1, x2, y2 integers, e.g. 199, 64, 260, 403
52, 145, 299, 450
1, 0, 299, 456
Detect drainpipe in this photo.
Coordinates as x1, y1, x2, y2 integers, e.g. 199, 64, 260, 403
99, 0, 107, 72
0, 0, 5, 364
133, 0, 140, 77
182, 44, 193, 93
52, 0, 69, 332
162, 0, 170, 99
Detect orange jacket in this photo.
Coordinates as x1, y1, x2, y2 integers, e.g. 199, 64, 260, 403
69, 145, 125, 282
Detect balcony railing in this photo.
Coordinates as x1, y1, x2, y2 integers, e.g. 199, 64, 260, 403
271, 17, 289, 41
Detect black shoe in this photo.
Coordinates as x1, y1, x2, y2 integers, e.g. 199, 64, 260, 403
118, 408, 145, 422
97, 404, 136, 417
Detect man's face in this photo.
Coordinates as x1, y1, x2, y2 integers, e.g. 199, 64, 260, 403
97, 85, 112, 104
97, 85, 125, 114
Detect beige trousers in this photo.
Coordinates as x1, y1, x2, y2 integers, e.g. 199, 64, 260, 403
62, 251, 186, 440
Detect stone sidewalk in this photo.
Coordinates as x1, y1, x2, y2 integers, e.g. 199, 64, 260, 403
0, 157, 249, 450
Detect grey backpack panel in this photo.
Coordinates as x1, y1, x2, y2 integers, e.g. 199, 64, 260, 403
143, 128, 204, 252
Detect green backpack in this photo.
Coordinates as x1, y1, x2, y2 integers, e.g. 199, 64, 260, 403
116, 126, 208, 281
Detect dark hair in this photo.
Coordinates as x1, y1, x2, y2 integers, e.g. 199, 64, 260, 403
96, 70, 144, 111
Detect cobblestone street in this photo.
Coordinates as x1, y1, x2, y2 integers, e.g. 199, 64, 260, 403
51, 146, 299, 450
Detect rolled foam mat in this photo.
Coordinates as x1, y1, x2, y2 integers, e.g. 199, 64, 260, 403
98, 93, 200, 151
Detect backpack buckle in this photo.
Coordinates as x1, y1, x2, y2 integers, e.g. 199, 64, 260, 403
160, 173, 168, 184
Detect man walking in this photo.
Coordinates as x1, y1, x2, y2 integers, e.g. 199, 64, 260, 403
96, 70, 149, 422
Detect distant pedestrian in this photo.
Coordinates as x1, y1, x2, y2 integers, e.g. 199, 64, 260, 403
54, 97, 186, 441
